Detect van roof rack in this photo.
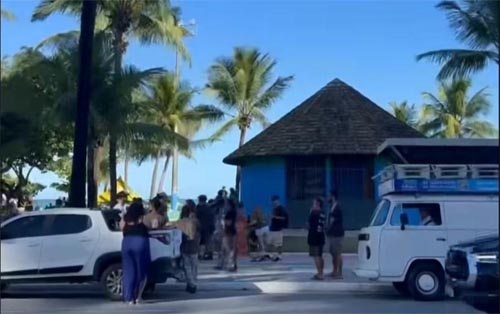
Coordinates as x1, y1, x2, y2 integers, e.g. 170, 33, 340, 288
375, 164, 498, 197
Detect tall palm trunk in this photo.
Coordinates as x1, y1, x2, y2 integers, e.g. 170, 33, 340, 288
157, 151, 171, 194
86, 128, 98, 208
235, 127, 247, 193
109, 29, 124, 206
171, 50, 181, 199
109, 132, 118, 206
68, 0, 97, 208
150, 150, 161, 198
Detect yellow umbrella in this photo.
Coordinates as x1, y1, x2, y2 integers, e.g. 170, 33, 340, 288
98, 177, 141, 206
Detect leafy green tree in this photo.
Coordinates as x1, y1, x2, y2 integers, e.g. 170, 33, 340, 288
417, 0, 499, 79
420, 77, 498, 138
48, 156, 73, 193
33, 0, 188, 205
206, 47, 293, 190
1, 49, 73, 200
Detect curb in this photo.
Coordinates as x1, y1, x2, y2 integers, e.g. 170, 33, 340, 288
164, 281, 393, 294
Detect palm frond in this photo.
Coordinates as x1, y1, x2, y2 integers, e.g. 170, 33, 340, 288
437, 0, 496, 49
1, 9, 16, 22
32, 0, 83, 21
417, 49, 497, 79
207, 118, 238, 142
251, 108, 271, 129
35, 31, 80, 51
183, 105, 226, 123
462, 120, 498, 138
253, 75, 294, 110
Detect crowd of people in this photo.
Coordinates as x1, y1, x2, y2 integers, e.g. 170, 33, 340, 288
115, 186, 301, 305
2, 185, 345, 304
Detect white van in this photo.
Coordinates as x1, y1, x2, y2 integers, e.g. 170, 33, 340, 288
354, 164, 499, 301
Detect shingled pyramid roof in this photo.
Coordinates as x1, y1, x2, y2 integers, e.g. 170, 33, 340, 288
223, 78, 423, 165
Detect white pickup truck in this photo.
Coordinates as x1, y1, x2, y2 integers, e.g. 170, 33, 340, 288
0, 208, 183, 300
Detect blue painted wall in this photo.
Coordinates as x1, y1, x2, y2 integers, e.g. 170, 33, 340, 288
240, 157, 286, 218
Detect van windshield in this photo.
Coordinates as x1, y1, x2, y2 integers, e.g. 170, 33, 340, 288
369, 199, 391, 226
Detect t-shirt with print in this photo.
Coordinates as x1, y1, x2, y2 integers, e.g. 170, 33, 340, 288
307, 210, 325, 246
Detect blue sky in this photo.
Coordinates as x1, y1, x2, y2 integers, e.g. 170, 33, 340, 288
2, 0, 498, 200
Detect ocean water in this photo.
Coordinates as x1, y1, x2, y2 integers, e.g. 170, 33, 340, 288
34, 199, 57, 209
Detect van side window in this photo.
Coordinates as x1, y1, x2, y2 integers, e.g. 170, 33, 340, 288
390, 203, 442, 226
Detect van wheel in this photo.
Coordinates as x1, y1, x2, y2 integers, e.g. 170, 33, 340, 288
407, 262, 445, 301
1, 283, 7, 292
392, 281, 409, 296
101, 263, 123, 301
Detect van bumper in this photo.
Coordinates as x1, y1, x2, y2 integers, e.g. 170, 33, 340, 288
353, 268, 379, 280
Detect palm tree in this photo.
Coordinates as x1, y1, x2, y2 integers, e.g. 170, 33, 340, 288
389, 101, 419, 129
420, 77, 498, 138
144, 73, 224, 198
206, 47, 293, 191
33, 0, 187, 205
417, 0, 499, 80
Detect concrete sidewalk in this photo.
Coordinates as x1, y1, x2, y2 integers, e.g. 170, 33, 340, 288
196, 253, 361, 282
166, 253, 393, 294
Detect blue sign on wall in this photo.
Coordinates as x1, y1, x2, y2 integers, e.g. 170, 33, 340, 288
379, 179, 498, 196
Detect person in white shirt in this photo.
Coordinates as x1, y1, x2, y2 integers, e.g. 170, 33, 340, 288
114, 191, 129, 215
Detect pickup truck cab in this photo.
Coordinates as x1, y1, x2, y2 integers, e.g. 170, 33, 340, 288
354, 164, 498, 301
446, 235, 499, 312
0, 208, 183, 300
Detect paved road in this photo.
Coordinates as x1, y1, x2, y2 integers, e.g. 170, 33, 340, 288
0, 254, 489, 313
1, 286, 482, 314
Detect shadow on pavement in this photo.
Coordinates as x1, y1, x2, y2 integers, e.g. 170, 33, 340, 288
0, 283, 263, 301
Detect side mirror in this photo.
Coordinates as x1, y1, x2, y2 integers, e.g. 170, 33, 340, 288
400, 213, 409, 230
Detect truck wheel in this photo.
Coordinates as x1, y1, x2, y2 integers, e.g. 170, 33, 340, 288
1, 282, 7, 292
392, 281, 409, 296
101, 263, 123, 301
407, 262, 445, 301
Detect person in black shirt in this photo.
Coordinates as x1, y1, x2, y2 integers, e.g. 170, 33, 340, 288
120, 202, 150, 304
326, 190, 345, 279
308, 197, 326, 280
215, 199, 238, 272
268, 195, 288, 261
196, 195, 215, 260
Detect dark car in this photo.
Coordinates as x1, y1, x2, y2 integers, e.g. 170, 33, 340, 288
446, 235, 499, 313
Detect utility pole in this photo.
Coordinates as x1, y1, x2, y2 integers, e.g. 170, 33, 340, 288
68, 0, 97, 207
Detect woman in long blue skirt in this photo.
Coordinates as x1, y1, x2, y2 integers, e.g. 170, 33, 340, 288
120, 202, 151, 304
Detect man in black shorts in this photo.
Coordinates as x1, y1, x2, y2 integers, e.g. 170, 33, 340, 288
307, 197, 326, 280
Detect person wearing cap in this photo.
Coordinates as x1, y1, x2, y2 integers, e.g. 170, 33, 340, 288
114, 191, 129, 215
267, 195, 288, 262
